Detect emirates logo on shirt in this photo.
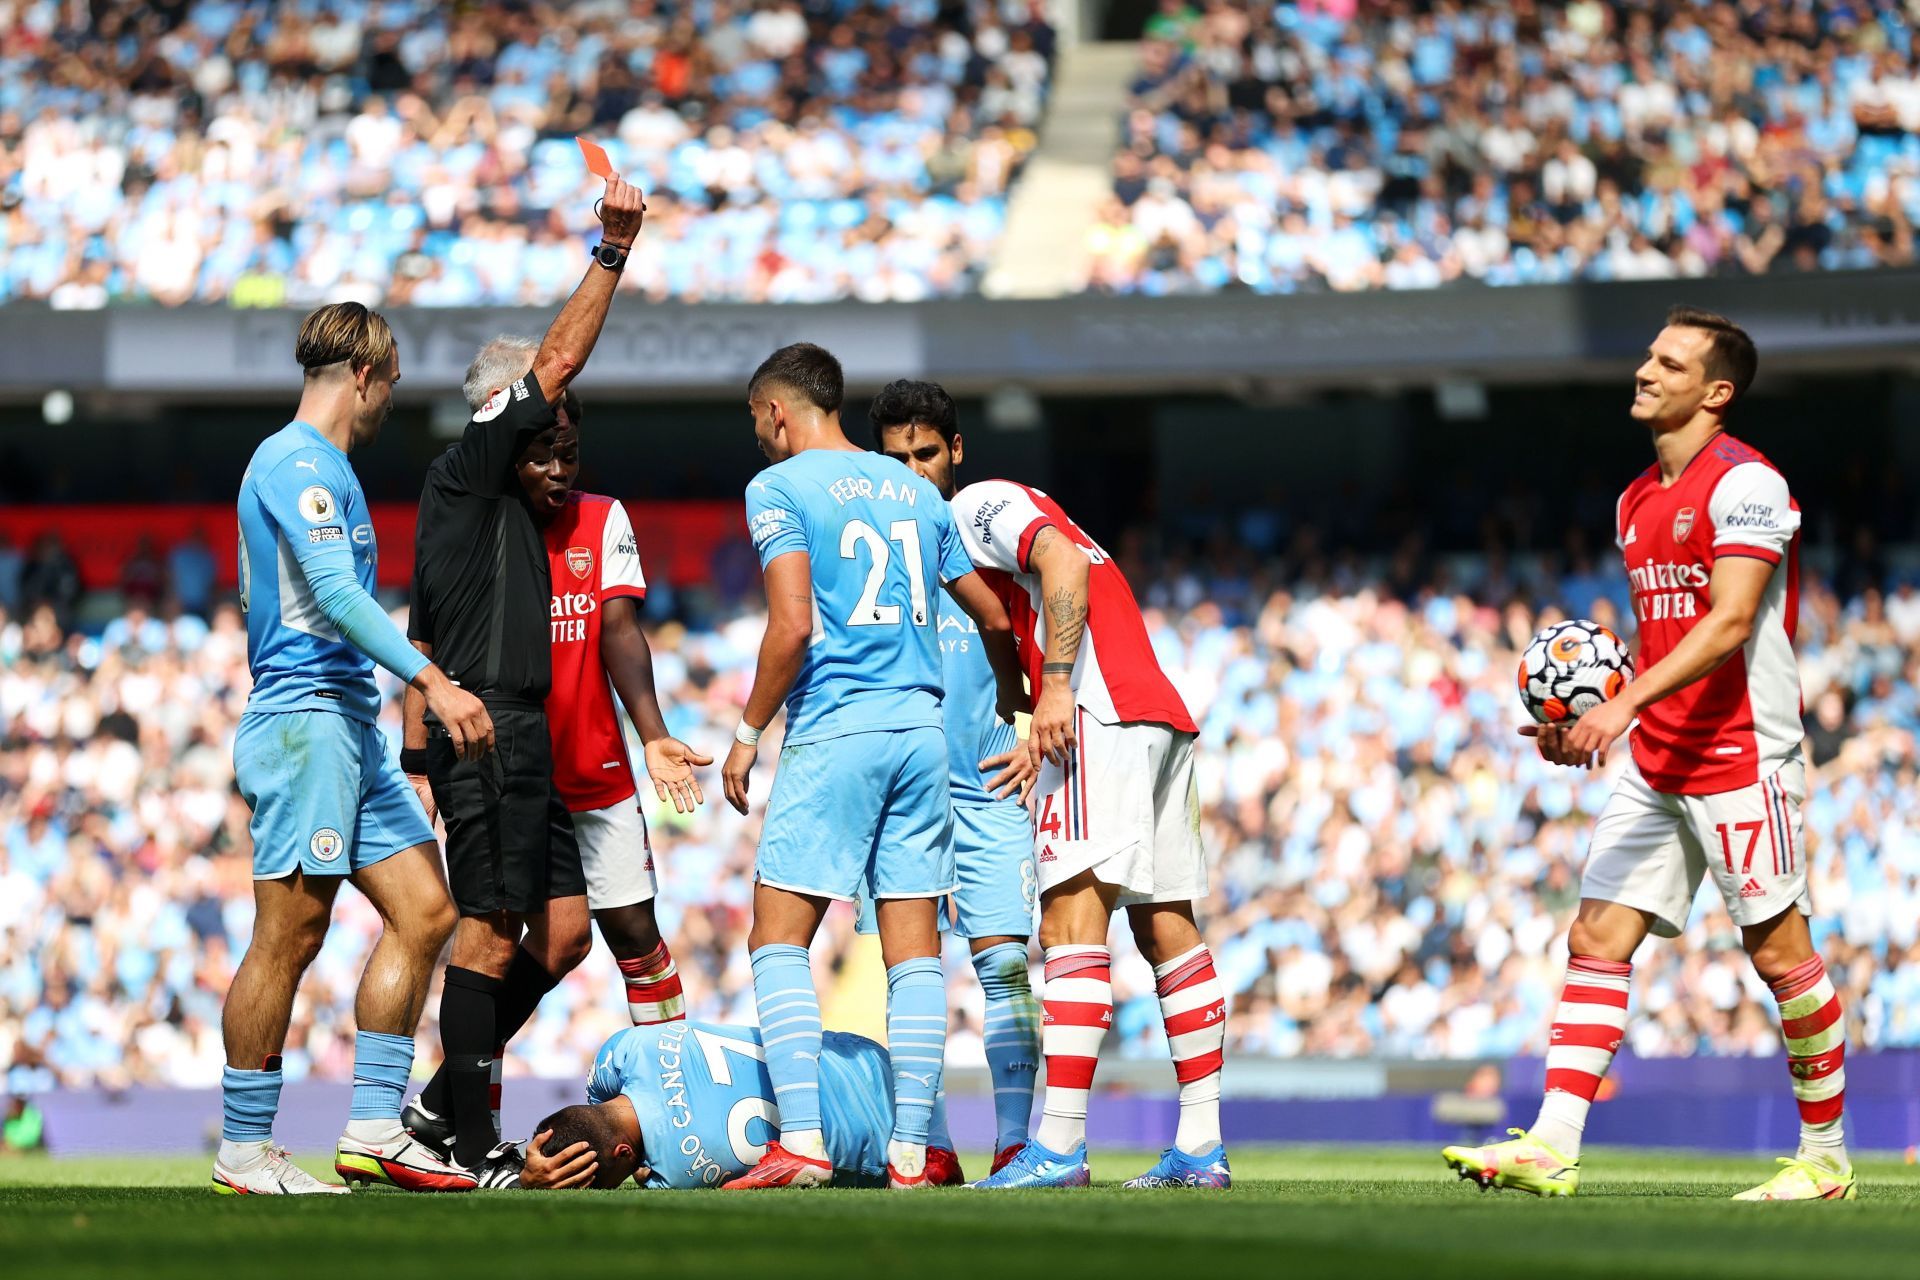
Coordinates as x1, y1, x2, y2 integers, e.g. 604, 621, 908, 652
1672, 507, 1696, 542
566, 546, 593, 579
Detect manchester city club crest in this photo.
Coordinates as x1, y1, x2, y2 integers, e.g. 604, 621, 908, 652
566, 546, 593, 579
309, 828, 344, 863
1672, 507, 1696, 542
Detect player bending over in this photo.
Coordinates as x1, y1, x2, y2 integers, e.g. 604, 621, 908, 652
1443, 308, 1852, 1202
719, 344, 1025, 1189
502, 1021, 904, 1191
219, 302, 490, 1194
867, 381, 1050, 1181
931, 462, 1231, 1190
401, 409, 710, 1166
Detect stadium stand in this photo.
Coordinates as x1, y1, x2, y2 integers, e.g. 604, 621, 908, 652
0, 0, 1055, 306
1089, 0, 1920, 293
6, 523, 1920, 1091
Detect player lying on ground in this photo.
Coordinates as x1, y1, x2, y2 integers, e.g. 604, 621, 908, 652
884, 415, 1232, 1190
857, 380, 1045, 1182
396, 171, 648, 1184
720, 344, 1026, 1189
400, 413, 710, 1175
501, 1021, 966, 1190
218, 302, 491, 1195
1443, 307, 1853, 1202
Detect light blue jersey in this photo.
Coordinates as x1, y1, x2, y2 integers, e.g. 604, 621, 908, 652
744, 450, 973, 746
586, 1021, 894, 1189
237, 421, 426, 723
937, 592, 1019, 803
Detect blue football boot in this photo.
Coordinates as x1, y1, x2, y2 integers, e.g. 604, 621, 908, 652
966, 1137, 1091, 1189
1123, 1144, 1232, 1189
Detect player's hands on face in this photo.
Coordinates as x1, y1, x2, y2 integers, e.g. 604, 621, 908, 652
645, 736, 712, 813
722, 739, 757, 815
519, 1130, 598, 1190
980, 743, 1037, 805
427, 683, 495, 761
1564, 696, 1636, 767
1028, 680, 1077, 768
597, 174, 647, 247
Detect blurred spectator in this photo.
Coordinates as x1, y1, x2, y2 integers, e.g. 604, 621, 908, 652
17, 534, 80, 630
0, 0, 1055, 307
168, 531, 218, 618
1095, 1, 1920, 294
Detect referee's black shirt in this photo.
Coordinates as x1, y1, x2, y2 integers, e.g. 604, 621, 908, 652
409, 369, 557, 702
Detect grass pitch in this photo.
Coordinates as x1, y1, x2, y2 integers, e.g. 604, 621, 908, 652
4, 1145, 1917, 1279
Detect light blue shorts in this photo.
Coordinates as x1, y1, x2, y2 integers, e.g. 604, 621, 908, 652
757, 726, 955, 902
234, 710, 436, 879
856, 798, 1036, 939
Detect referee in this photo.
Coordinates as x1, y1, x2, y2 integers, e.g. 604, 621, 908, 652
399, 172, 646, 1175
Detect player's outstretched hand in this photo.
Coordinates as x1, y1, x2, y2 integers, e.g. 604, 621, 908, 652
519, 1130, 598, 1191
646, 736, 712, 813
597, 173, 647, 246
722, 739, 757, 815
424, 676, 495, 761
1029, 681, 1077, 768
981, 744, 1037, 805
1519, 722, 1596, 770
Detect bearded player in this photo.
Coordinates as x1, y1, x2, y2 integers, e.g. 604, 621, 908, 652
887, 407, 1230, 1191
1443, 307, 1852, 1202
403, 407, 711, 1161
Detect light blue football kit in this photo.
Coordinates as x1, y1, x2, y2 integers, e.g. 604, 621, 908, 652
742, 448, 974, 1162
744, 449, 974, 901
233, 421, 435, 879
586, 1022, 895, 1188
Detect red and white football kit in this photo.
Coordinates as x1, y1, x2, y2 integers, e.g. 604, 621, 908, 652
544, 492, 657, 911
1581, 433, 1808, 936
950, 480, 1205, 904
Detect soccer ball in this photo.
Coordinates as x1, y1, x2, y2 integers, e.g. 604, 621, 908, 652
1518, 620, 1633, 724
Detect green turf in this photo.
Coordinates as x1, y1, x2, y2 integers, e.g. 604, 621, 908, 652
3, 1146, 1917, 1279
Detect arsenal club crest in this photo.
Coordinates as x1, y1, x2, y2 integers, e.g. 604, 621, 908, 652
566, 546, 593, 579
1672, 507, 1696, 542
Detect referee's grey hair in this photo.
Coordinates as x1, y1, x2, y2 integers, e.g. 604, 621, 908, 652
462, 335, 539, 409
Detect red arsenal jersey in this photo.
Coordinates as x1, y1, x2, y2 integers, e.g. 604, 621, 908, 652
1615, 433, 1801, 795
950, 479, 1197, 733
543, 492, 648, 811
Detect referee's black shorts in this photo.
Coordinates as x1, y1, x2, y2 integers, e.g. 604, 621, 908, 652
426, 701, 586, 917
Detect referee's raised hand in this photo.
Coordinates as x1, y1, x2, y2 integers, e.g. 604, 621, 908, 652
597, 173, 646, 247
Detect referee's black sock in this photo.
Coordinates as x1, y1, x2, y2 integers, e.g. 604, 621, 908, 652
492, 947, 562, 1047
417, 952, 558, 1120
439, 965, 502, 1168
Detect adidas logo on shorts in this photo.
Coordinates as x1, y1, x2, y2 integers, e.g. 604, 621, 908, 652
1739, 877, 1766, 899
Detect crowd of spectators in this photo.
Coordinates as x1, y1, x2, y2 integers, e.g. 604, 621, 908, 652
7, 517, 1920, 1095
0, 0, 1054, 307
1090, 0, 1920, 293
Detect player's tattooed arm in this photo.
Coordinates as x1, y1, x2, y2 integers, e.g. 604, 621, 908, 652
1026, 525, 1091, 767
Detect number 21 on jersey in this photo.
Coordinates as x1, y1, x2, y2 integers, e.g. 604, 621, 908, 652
841, 518, 928, 628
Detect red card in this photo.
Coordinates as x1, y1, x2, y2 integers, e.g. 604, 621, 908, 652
576, 136, 612, 178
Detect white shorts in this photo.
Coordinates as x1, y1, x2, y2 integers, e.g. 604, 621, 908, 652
570, 798, 658, 911
1581, 754, 1810, 938
1033, 711, 1207, 907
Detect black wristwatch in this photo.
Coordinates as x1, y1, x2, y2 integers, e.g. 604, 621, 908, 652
592, 240, 630, 271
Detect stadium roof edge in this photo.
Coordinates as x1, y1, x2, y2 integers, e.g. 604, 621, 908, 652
3, 269, 1918, 401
